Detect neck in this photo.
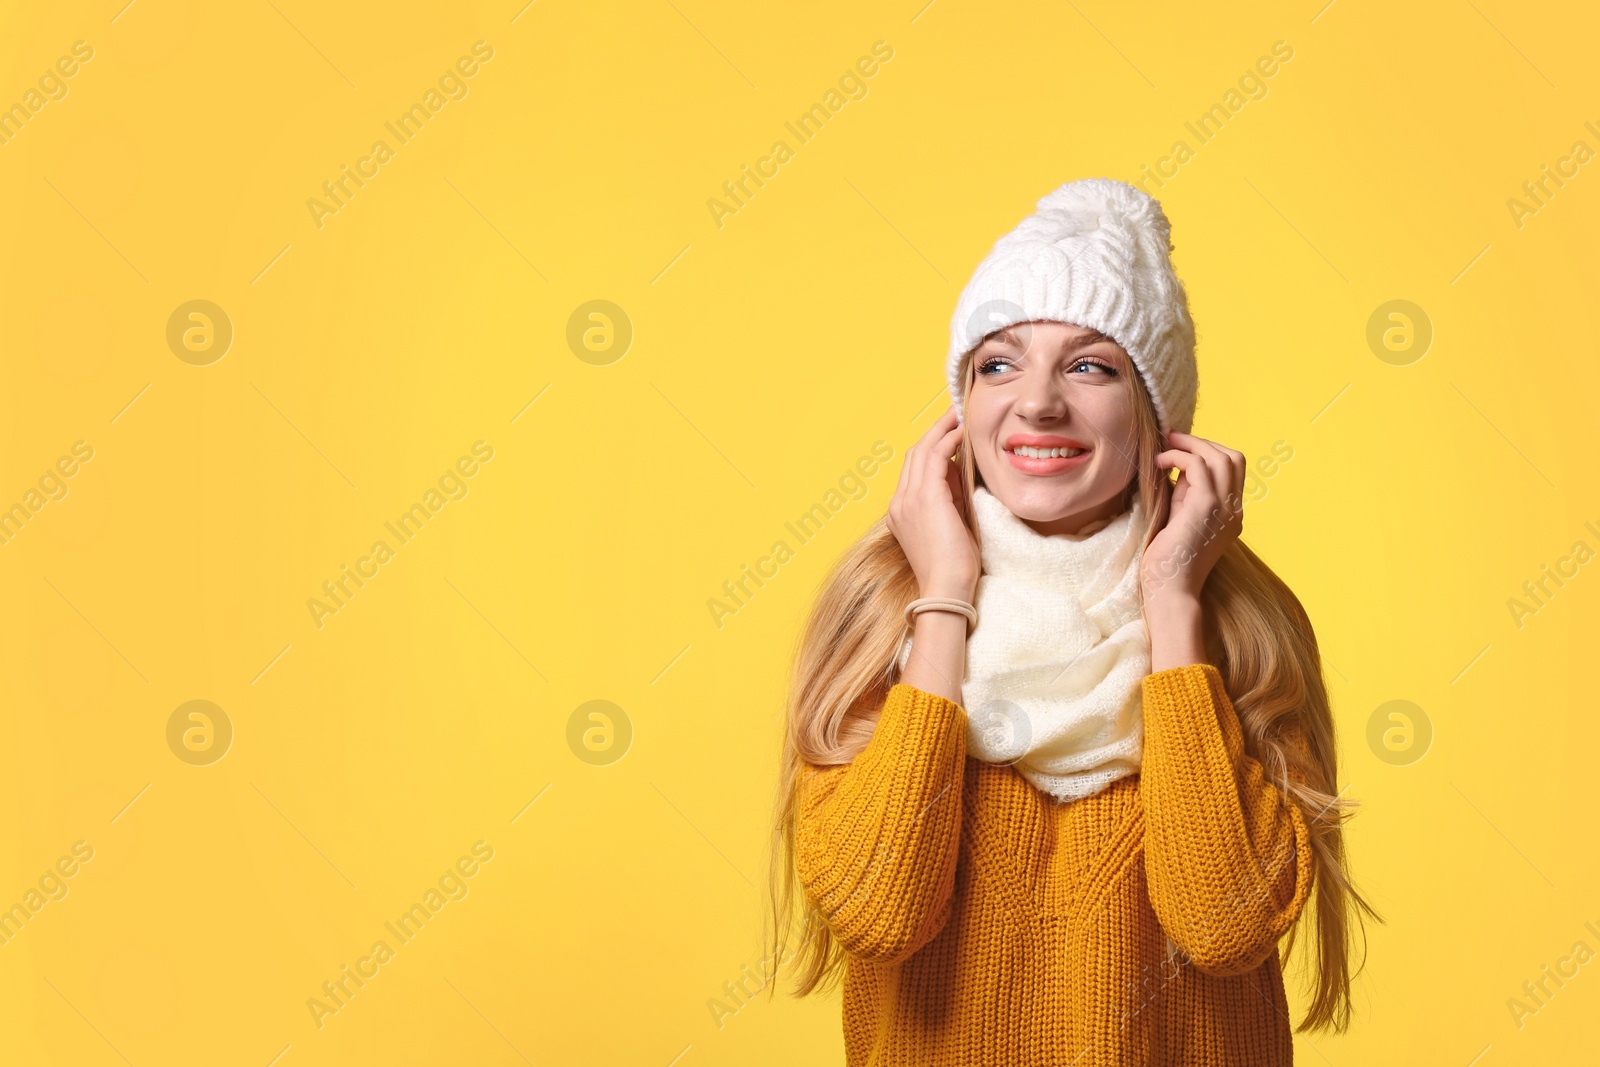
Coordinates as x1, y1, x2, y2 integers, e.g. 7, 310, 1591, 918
970, 485, 1146, 595
995, 490, 1133, 538
1023, 501, 1124, 537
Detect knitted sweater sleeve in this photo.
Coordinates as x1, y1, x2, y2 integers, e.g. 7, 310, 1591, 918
1140, 662, 1315, 977
793, 683, 968, 964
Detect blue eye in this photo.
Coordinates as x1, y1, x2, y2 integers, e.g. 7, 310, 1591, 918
976, 355, 1119, 377
1070, 359, 1118, 376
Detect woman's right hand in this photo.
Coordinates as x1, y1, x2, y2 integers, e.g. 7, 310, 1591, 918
887, 406, 980, 603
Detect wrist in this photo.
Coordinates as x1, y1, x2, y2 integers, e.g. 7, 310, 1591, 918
911, 605, 972, 637
1145, 593, 1205, 672
1140, 570, 1203, 605
918, 578, 977, 602
1143, 588, 1202, 616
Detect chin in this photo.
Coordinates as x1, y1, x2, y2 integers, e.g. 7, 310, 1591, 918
982, 458, 1133, 520
986, 479, 1092, 522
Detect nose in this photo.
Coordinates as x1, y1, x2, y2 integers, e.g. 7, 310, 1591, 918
1015, 359, 1068, 422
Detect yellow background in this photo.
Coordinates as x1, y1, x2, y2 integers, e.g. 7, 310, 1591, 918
2, 0, 1597, 1063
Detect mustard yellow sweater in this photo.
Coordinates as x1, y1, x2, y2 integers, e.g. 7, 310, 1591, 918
795, 663, 1315, 1066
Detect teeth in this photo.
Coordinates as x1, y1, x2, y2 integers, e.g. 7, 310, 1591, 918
1012, 445, 1086, 458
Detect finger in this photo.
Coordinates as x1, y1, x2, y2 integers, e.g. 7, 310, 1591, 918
1226, 451, 1246, 516
916, 406, 960, 452
1201, 440, 1246, 515
1170, 432, 1244, 508
890, 427, 917, 510
1155, 448, 1217, 500
904, 407, 958, 498
936, 421, 963, 462
1166, 431, 1212, 446
1197, 445, 1233, 510
917, 424, 964, 498
1179, 435, 1236, 502
941, 433, 975, 529
932, 421, 965, 480
1201, 441, 1243, 503
1167, 440, 1244, 533
1170, 432, 1230, 490
903, 429, 927, 506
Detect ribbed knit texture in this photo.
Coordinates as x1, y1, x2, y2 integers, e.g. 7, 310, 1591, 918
946, 178, 1199, 435
795, 663, 1315, 1066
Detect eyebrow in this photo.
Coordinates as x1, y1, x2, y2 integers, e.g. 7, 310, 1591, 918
987, 326, 1120, 354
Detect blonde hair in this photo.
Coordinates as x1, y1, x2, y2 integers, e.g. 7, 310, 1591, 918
763, 343, 1383, 1032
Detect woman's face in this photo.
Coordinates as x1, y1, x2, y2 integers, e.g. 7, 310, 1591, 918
965, 320, 1141, 536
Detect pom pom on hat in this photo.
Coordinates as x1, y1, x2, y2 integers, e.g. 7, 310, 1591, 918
946, 178, 1199, 435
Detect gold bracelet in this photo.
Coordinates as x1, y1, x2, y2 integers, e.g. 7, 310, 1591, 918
904, 596, 978, 634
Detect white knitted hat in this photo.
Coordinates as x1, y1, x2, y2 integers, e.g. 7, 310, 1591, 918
947, 178, 1199, 435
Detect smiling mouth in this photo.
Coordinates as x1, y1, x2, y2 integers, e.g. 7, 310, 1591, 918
1006, 444, 1087, 459
1003, 443, 1092, 475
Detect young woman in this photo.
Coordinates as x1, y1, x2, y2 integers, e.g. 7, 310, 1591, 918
765, 179, 1380, 1065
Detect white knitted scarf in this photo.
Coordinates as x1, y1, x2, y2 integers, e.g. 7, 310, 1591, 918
897, 485, 1151, 802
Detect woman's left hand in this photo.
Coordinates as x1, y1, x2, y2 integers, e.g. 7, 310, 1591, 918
1140, 430, 1246, 607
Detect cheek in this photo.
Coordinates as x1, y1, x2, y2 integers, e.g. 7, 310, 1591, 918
1080, 394, 1141, 471
963, 393, 1000, 444
1082, 391, 1138, 440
